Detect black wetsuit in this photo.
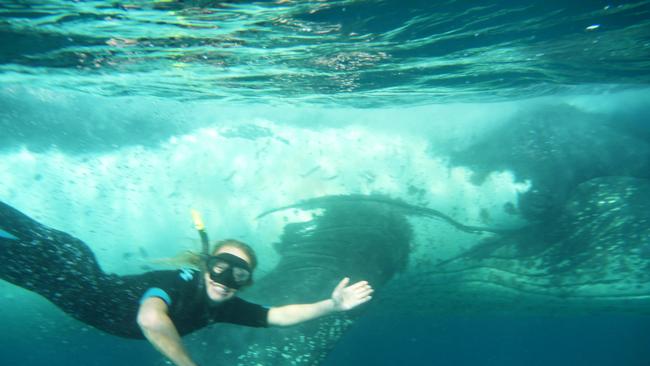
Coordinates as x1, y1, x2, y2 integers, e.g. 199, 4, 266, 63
0, 201, 268, 339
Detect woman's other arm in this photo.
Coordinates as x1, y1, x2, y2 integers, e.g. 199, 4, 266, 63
137, 297, 199, 366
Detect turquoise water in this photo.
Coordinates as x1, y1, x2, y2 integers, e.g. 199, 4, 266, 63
1, 1, 650, 365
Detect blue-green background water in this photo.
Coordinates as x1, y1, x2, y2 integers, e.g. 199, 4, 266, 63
2, 0, 650, 365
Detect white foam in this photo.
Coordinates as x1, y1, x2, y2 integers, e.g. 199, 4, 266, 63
0, 121, 528, 274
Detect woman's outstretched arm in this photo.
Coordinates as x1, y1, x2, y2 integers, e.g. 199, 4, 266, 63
267, 277, 373, 327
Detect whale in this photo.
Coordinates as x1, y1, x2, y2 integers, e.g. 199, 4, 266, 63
378, 177, 650, 316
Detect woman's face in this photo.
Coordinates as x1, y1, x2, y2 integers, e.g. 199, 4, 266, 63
204, 246, 252, 303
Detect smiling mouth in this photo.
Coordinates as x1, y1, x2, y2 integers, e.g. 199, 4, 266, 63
209, 279, 233, 295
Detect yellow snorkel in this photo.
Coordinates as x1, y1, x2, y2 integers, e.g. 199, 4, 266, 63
191, 209, 210, 256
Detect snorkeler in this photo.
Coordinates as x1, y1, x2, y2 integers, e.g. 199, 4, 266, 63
0, 201, 374, 366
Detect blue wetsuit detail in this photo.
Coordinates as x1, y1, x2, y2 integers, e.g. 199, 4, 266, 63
179, 268, 194, 281
140, 287, 172, 306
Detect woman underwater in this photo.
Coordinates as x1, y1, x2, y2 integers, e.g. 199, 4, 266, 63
0, 201, 374, 366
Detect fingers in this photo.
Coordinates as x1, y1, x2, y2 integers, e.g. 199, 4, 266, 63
357, 295, 372, 305
349, 292, 373, 308
333, 277, 374, 310
339, 277, 374, 298
334, 277, 350, 292
356, 287, 374, 298
345, 280, 374, 299
349, 280, 370, 289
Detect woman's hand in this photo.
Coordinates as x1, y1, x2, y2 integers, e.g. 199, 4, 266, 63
330, 277, 374, 311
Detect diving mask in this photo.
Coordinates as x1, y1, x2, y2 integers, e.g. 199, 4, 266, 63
205, 252, 252, 289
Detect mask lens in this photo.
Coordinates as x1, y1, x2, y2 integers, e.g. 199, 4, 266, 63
232, 267, 251, 283
212, 260, 229, 272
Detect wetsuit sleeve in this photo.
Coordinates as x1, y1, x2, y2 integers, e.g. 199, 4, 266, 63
140, 287, 173, 306
219, 297, 270, 328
